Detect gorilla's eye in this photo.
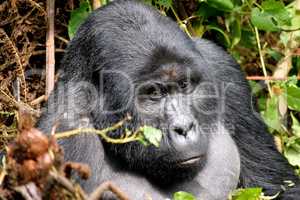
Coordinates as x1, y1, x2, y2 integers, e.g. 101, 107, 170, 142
178, 79, 189, 89
178, 79, 194, 93
148, 86, 165, 100
139, 84, 166, 101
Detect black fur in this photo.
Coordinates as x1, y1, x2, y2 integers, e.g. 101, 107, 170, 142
37, 1, 300, 199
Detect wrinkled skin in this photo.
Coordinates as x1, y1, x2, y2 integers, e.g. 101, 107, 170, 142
37, 1, 300, 199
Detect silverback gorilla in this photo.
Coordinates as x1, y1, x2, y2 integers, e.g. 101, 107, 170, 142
37, 0, 300, 199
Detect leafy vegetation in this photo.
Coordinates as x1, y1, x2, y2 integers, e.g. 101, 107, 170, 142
173, 191, 197, 200
68, 0, 92, 38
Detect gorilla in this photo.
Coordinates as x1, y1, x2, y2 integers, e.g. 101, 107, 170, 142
37, 0, 300, 199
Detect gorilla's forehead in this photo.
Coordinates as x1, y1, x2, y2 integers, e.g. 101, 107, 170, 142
130, 47, 204, 83
136, 64, 198, 83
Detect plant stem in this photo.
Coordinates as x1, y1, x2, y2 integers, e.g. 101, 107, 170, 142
254, 27, 273, 97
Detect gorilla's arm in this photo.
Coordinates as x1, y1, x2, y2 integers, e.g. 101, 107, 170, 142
194, 39, 300, 199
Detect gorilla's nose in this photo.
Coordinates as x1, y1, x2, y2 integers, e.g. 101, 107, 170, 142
171, 121, 194, 137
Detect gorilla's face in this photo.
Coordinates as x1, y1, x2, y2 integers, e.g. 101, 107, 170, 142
100, 59, 222, 184
136, 65, 208, 164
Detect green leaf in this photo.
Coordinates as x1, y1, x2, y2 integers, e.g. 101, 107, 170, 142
290, 14, 300, 29
284, 146, 300, 167
261, 96, 282, 131
285, 4, 300, 29
206, 24, 231, 47
291, 113, 300, 137
191, 20, 206, 37
230, 18, 241, 48
280, 31, 290, 46
101, 0, 108, 6
141, 126, 162, 147
248, 80, 262, 95
261, 0, 291, 26
293, 56, 300, 72
206, 0, 234, 12
267, 48, 283, 61
154, 0, 172, 9
286, 137, 300, 152
232, 188, 262, 200
173, 191, 196, 200
196, 2, 221, 18
239, 29, 256, 49
68, 1, 92, 39
251, 8, 279, 32
251, 0, 292, 31
137, 137, 150, 146
258, 97, 267, 111
286, 86, 300, 111
143, 0, 153, 6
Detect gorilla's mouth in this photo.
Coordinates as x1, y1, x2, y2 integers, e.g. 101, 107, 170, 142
178, 155, 204, 166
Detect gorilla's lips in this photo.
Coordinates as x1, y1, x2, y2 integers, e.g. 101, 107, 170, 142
177, 155, 204, 166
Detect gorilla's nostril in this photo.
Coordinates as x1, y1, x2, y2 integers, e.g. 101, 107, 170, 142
172, 122, 194, 137
173, 127, 186, 136
188, 122, 194, 131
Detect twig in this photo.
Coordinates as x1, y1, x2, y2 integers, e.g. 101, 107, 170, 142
174, 1, 196, 37
54, 116, 141, 144
254, 27, 273, 97
56, 127, 140, 143
32, 49, 65, 56
0, 159, 7, 186
92, 0, 101, 10
46, 0, 55, 98
30, 95, 46, 106
0, 89, 40, 117
170, 6, 191, 38
89, 181, 130, 200
55, 34, 69, 44
28, 0, 46, 15
49, 171, 76, 194
296, 0, 300, 10
246, 76, 300, 80
13, 77, 21, 102
182, 16, 199, 24
48, 171, 88, 200
14, 183, 42, 200
0, 29, 28, 101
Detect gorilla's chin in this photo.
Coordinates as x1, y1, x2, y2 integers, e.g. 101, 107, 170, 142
105, 141, 206, 186
145, 157, 205, 187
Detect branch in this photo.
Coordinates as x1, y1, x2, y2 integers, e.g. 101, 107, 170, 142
30, 95, 46, 106
92, 0, 101, 10
89, 181, 130, 200
246, 76, 300, 80
0, 29, 28, 101
46, 0, 55, 98
254, 27, 273, 96
54, 116, 142, 144
48, 171, 87, 200
173, 1, 196, 37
